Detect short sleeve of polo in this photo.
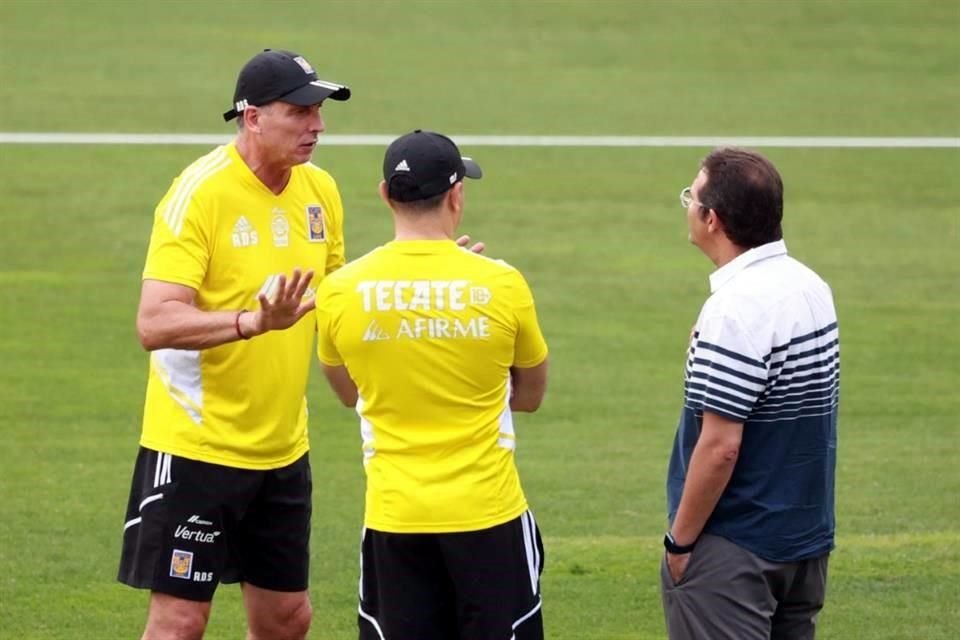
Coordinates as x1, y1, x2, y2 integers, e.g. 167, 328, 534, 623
304, 164, 347, 276
686, 304, 768, 422
323, 178, 346, 275
315, 278, 344, 367
509, 270, 548, 368
142, 190, 211, 289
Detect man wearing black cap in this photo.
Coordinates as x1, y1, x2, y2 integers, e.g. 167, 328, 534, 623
117, 49, 350, 639
314, 130, 551, 639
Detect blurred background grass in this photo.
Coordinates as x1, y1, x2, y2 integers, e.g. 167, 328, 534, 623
1, 0, 958, 135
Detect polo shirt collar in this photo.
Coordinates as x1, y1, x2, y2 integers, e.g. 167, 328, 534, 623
709, 240, 788, 293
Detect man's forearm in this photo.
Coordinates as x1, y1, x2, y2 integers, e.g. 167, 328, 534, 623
510, 359, 548, 412
138, 302, 260, 351
670, 440, 739, 546
321, 364, 358, 407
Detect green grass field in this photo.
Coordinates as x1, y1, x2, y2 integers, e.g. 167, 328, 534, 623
1, 1, 958, 638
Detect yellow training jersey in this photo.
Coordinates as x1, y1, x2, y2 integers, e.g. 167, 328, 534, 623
140, 142, 345, 469
315, 240, 548, 533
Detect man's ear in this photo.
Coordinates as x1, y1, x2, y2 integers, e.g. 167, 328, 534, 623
243, 106, 262, 133
378, 180, 391, 206
448, 181, 464, 213
705, 208, 722, 233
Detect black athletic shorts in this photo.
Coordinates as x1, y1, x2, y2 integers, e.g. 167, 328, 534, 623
117, 447, 312, 601
358, 511, 545, 640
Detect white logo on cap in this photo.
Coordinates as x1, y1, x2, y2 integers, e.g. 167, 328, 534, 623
310, 80, 343, 91
235, 99, 249, 113
449, 172, 457, 184
292, 56, 314, 75
395, 160, 410, 172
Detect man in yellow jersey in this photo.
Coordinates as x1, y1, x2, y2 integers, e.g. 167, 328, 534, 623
315, 130, 550, 639
117, 49, 350, 640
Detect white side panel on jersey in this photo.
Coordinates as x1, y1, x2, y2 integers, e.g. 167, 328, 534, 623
356, 397, 376, 464
497, 375, 516, 450
152, 348, 204, 424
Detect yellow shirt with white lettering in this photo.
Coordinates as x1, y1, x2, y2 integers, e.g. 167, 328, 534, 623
140, 143, 345, 469
315, 240, 548, 533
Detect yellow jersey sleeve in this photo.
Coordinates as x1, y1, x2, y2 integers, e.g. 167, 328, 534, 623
315, 278, 345, 366
324, 182, 346, 275
509, 270, 549, 367
305, 164, 346, 275
142, 186, 211, 289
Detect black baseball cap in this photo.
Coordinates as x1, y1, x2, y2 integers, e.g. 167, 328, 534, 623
383, 130, 482, 202
223, 49, 351, 122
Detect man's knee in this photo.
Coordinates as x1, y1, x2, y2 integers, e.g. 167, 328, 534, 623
143, 592, 211, 640
248, 595, 312, 640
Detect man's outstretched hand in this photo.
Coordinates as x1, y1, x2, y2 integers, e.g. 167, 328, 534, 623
251, 268, 316, 334
456, 234, 485, 254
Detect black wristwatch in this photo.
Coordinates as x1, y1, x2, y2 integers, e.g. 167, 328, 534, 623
664, 532, 697, 554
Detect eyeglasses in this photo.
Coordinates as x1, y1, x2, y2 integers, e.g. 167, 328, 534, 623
679, 186, 707, 210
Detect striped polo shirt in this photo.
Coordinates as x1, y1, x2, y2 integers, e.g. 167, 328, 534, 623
667, 240, 839, 563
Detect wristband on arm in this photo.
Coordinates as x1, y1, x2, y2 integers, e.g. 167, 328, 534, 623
235, 310, 251, 340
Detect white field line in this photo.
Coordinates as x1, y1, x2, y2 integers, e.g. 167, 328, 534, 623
0, 132, 957, 148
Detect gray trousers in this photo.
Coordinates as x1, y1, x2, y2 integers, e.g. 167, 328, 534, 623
660, 533, 829, 640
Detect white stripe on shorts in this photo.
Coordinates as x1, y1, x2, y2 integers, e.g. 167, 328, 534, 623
358, 603, 386, 640
123, 492, 164, 531
512, 596, 543, 635
527, 511, 541, 590
520, 511, 538, 596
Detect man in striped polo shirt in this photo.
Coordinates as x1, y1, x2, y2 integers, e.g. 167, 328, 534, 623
662, 148, 839, 639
